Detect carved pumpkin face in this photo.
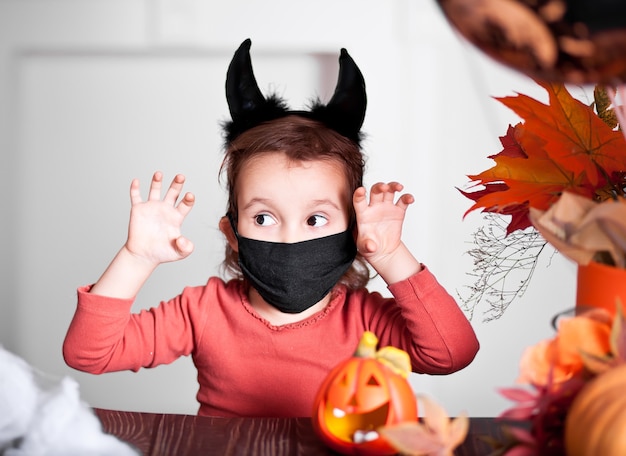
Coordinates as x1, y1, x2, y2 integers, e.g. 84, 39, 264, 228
312, 332, 418, 455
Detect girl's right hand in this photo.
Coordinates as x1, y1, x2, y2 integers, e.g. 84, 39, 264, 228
125, 171, 195, 266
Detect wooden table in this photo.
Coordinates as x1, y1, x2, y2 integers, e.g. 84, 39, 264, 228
95, 408, 508, 455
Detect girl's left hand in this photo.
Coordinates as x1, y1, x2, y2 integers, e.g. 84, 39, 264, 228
353, 182, 414, 265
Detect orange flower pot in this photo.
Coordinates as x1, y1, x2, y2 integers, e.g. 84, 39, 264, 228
576, 261, 626, 315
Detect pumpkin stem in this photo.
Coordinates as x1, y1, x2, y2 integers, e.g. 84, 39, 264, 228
355, 331, 378, 358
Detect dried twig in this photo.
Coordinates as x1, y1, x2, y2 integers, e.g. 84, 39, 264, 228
459, 213, 548, 321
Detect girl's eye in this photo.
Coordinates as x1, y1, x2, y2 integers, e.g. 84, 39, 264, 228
255, 214, 277, 226
306, 215, 328, 227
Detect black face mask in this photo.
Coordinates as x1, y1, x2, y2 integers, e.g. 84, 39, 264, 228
229, 215, 357, 314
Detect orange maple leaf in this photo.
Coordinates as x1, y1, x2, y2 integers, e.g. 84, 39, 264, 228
500, 81, 626, 186
462, 80, 626, 234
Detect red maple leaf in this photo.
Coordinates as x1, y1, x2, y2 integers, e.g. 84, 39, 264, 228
461, 81, 626, 234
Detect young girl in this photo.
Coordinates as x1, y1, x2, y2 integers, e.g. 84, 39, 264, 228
63, 39, 479, 418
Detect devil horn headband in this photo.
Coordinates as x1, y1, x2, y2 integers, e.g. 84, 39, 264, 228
223, 38, 367, 145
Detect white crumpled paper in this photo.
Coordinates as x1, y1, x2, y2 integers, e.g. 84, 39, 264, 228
0, 346, 137, 455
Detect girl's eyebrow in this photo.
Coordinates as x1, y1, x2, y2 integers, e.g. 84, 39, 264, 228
241, 197, 273, 211
241, 198, 342, 211
308, 199, 342, 211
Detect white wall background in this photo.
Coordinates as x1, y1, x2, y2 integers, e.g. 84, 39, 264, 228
0, 0, 581, 417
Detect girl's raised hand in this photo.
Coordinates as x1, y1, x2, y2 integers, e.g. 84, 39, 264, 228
353, 182, 415, 273
125, 172, 195, 266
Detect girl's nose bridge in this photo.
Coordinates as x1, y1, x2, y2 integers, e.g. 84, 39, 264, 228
280, 220, 301, 244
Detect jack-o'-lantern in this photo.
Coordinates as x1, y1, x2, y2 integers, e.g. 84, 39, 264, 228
311, 332, 417, 455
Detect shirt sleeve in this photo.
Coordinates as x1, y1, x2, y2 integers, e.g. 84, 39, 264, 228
63, 283, 211, 374
364, 265, 479, 375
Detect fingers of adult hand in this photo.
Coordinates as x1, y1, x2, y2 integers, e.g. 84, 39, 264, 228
164, 174, 186, 205
148, 171, 164, 201
177, 192, 195, 216
129, 178, 143, 205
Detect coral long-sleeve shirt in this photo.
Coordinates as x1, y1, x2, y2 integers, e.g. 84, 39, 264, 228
63, 267, 478, 417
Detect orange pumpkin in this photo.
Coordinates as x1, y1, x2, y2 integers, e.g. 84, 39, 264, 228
565, 364, 626, 455
311, 332, 418, 455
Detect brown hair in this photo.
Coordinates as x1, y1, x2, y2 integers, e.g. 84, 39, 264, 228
219, 115, 371, 289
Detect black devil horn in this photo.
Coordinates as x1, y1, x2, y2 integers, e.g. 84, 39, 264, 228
225, 39, 265, 120
310, 48, 367, 145
327, 49, 367, 134
223, 39, 290, 143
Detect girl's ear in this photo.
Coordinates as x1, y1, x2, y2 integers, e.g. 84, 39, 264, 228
219, 216, 238, 252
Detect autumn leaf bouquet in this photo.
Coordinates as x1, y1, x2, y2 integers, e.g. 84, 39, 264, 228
459, 80, 626, 454
459, 80, 626, 320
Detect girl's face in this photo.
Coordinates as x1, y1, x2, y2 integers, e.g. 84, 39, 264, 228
235, 152, 351, 243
